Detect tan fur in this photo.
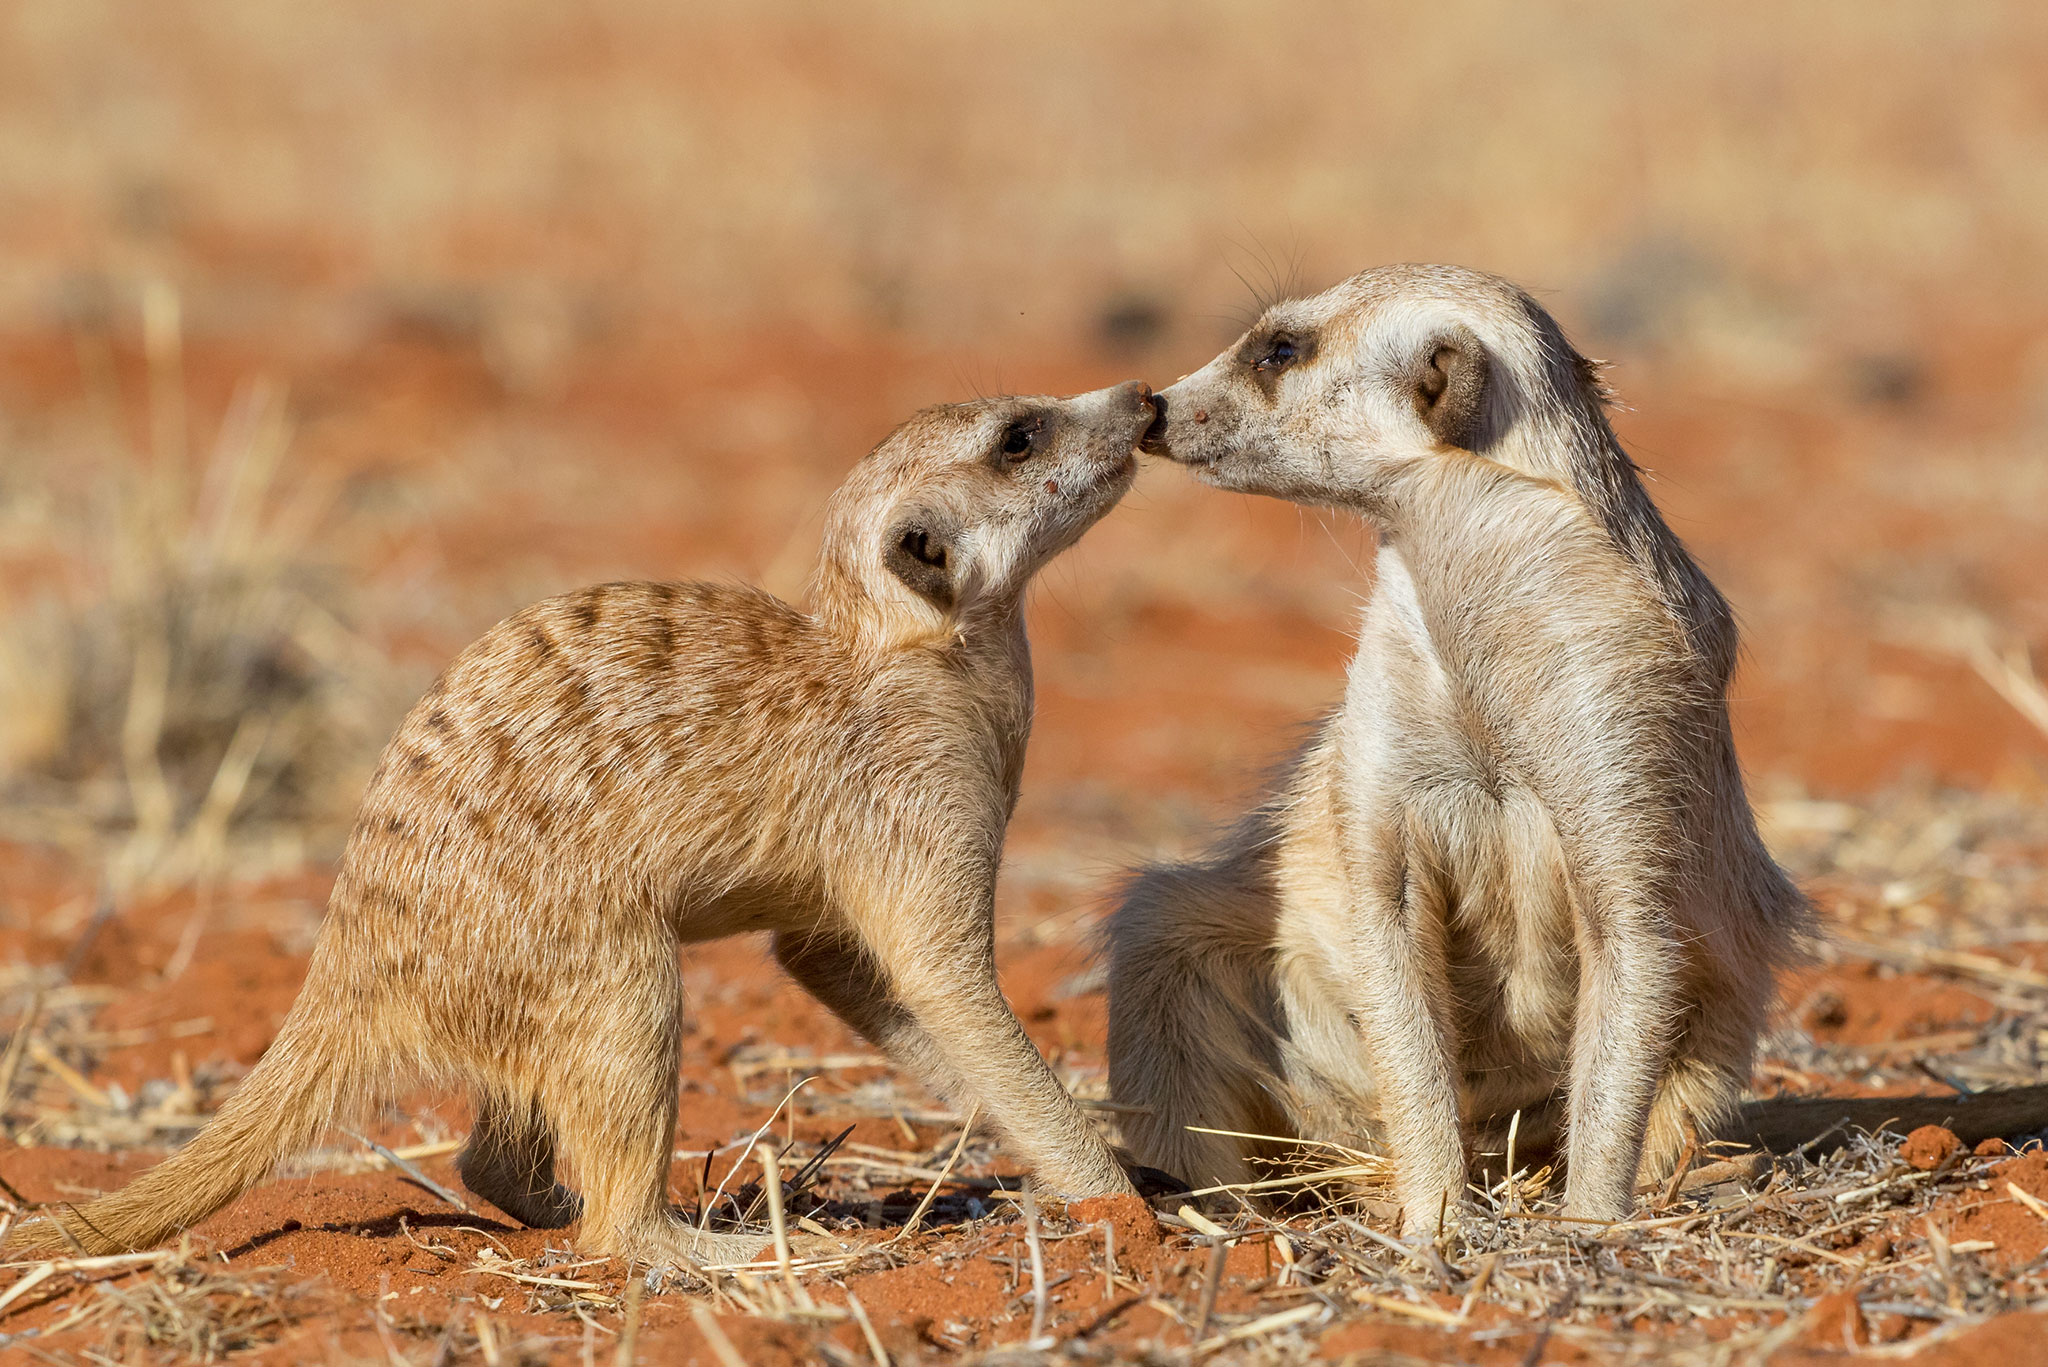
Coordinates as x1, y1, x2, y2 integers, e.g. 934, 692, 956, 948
1108, 265, 1813, 1230
12, 381, 1156, 1264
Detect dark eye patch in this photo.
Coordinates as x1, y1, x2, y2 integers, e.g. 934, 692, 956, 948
1253, 332, 1302, 375
1241, 328, 1314, 397
998, 418, 1041, 461
1254, 335, 1300, 371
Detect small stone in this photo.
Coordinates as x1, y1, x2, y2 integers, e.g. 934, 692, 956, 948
1901, 1124, 1961, 1171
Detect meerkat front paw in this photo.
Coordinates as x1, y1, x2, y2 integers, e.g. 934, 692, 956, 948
1397, 1193, 1471, 1243
1561, 1174, 1640, 1227
639, 1216, 772, 1271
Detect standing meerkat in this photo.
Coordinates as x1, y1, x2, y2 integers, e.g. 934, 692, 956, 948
1107, 265, 1813, 1230
15, 381, 1157, 1266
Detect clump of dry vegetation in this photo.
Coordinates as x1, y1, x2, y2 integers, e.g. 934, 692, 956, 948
53, 1253, 316, 1364
0, 286, 392, 887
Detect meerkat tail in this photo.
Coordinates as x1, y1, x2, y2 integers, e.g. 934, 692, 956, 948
6, 993, 361, 1258
1725, 1083, 2048, 1157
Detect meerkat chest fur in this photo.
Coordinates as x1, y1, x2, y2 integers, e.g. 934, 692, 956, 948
1325, 461, 1698, 1064
956, 609, 1036, 815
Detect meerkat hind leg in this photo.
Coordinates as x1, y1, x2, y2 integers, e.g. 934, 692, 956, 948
458, 1093, 581, 1229
1105, 874, 1304, 1192
544, 959, 770, 1269
1633, 1004, 1755, 1189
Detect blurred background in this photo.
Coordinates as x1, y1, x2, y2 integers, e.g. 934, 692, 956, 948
1, 0, 2045, 915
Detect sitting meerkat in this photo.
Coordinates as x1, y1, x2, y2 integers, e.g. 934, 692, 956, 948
1107, 265, 1814, 1229
15, 381, 1157, 1266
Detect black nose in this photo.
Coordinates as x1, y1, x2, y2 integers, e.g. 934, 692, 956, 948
1140, 390, 1169, 449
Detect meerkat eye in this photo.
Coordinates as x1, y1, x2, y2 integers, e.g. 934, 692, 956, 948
1253, 334, 1301, 372
998, 418, 1040, 462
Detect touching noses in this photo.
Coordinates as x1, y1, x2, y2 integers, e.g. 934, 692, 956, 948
1113, 379, 1156, 422
1108, 380, 1168, 448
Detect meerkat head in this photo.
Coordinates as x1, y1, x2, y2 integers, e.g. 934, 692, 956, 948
816, 381, 1155, 640
1142, 264, 1607, 509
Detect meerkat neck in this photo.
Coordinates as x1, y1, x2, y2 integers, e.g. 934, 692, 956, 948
1377, 390, 1737, 688
807, 550, 1035, 800
1369, 411, 1736, 692
806, 537, 1034, 682
1560, 407, 1738, 686
805, 547, 884, 641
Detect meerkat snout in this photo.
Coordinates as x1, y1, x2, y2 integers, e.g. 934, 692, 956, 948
1064, 379, 1156, 471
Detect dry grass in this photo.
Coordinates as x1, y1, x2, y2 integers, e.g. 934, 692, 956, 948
0, 1131, 2033, 1364
1763, 788, 2048, 950
1884, 607, 2048, 746
324, 1114, 2048, 1363
0, 286, 395, 887
1098, 1130, 2048, 1365
0, 964, 229, 1151
56, 1253, 315, 1363
1, 1042, 2044, 1362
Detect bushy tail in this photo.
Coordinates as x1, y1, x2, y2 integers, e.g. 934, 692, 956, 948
6, 1000, 352, 1258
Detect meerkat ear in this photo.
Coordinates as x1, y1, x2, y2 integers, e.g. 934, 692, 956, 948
1411, 326, 1491, 450
883, 515, 957, 611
